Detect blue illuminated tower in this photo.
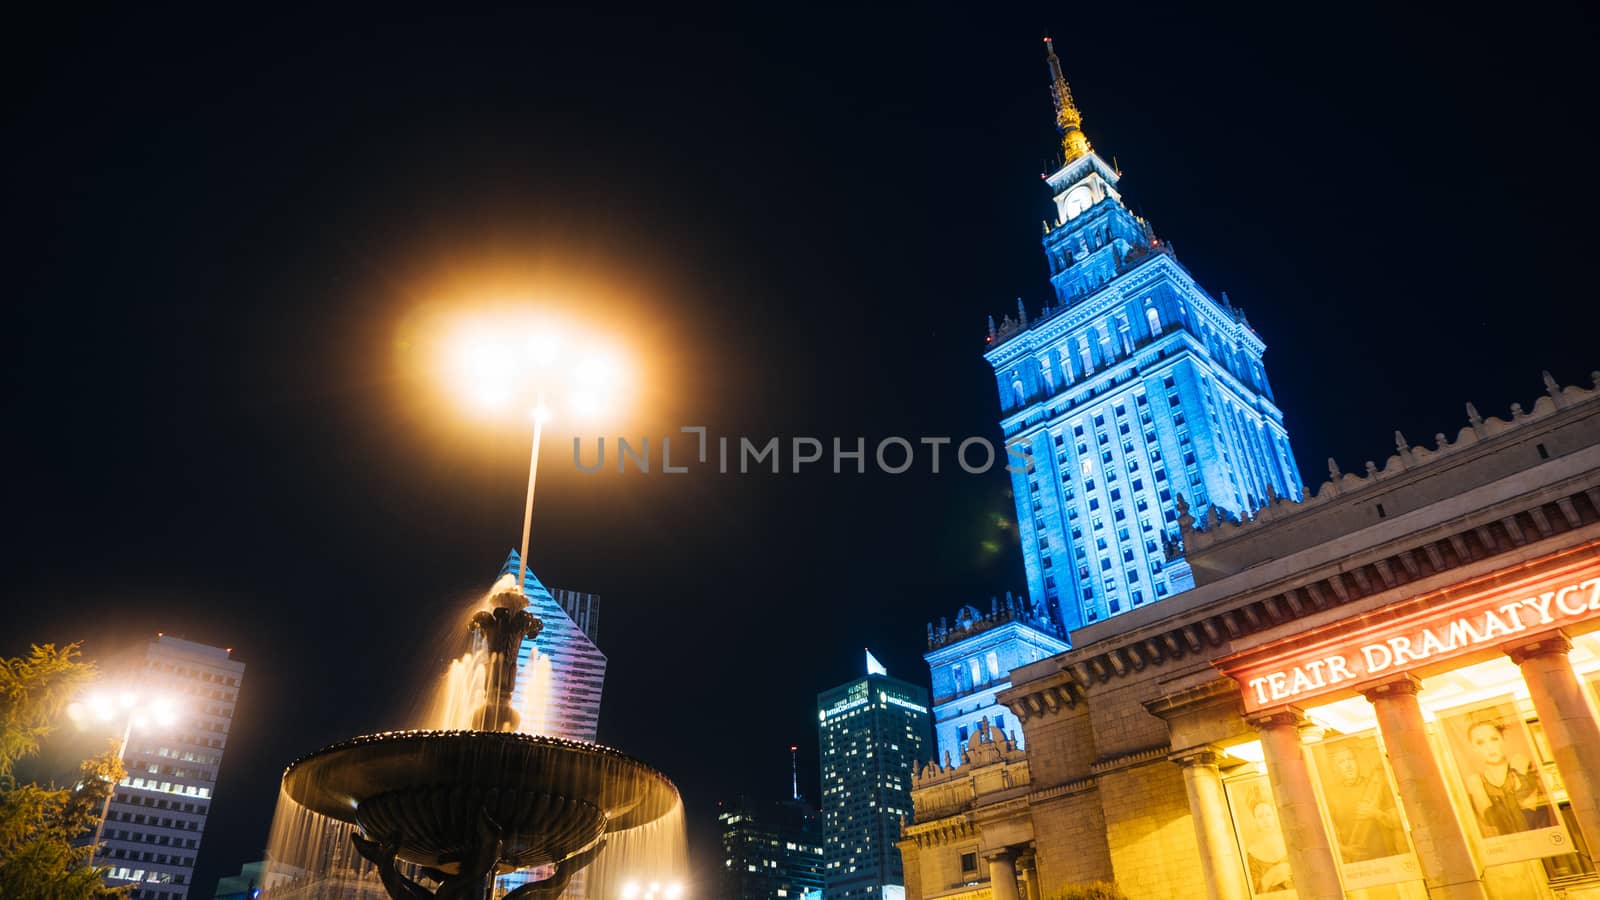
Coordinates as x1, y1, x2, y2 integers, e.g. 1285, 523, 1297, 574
817, 652, 930, 900
923, 595, 1069, 765
984, 38, 1304, 632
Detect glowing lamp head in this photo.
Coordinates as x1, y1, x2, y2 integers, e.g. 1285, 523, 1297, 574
526, 331, 563, 367
664, 883, 684, 899
149, 696, 180, 727
87, 693, 115, 722
620, 882, 640, 899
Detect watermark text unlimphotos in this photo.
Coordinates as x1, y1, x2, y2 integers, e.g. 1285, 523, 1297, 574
572, 428, 1025, 475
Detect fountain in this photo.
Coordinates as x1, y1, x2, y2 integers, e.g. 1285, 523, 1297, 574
271, 579, 683, 899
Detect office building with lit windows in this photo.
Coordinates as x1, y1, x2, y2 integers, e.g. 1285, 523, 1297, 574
923, 596, 1069, 765
98, 636, 245, 900
718, 795, 826, 900
818, 653, 931, 900
983, 38, 1304, 634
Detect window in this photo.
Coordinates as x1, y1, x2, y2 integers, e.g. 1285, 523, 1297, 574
961, 853, 978, 873
1146, 306, 1162, 335
1168, 393, 1181, 407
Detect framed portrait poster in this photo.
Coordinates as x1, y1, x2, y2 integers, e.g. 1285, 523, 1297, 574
1309, 732, 1422, 889
1436, 697, 1576, 865
1224, 773, 1297, 899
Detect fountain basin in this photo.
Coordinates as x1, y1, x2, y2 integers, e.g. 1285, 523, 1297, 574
282, 730, 678, 873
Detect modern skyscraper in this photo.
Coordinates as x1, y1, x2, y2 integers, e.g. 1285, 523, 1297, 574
923, 594, 1068, 765
98, 636, 245, 900
817, 652, 931, 900
501, 550, 607, 742
717, 790, 826, 900
983, 37, 1304, 633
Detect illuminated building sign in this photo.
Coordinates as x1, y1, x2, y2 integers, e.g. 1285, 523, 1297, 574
820, 697, 868, 720
1220, 554, 1600, 713
879, 692, 929, 714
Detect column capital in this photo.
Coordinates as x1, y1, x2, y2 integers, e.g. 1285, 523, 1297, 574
1505, 630, 1573, 664
1244, 705, 1306, 730
1360, 673, 1422, 701
982, 847, 1017, 863
1169, 744, 1226, 768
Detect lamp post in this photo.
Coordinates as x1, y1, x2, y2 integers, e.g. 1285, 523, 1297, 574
446, 322, 620, 595
70, 692, 180, 860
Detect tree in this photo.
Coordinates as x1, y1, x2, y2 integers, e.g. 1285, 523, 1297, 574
0, 643, 131, 898
1, 643, 93, 779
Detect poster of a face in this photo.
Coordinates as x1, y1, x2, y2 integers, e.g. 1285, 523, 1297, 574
1224, 773, 1296, 899
1437, 697, 1572, 865
1312, 734, 1408, 863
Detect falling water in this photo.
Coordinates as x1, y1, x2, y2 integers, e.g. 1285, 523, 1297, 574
580, 799, 691, 900
261, 570, 688, 898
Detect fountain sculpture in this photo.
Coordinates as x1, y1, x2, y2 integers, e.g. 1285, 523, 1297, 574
276, 581, 680, 898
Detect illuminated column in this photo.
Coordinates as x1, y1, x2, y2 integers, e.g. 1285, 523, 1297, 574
1172, 747, 1250, 900
1507, 632, 1600, 854
1247, 709, 1344, 899
1361, 676, 1486, 900
985, 848, 1022, 900
1017, 850, 1039, 900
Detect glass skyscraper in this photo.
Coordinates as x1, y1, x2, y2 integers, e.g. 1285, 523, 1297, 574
985, 37, 1304, 633
500, 550, 607, 743
98, 636, 245, 900
817, 653, 931, 900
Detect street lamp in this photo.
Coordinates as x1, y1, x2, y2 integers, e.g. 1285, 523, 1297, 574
69, 691, 181, 857
444, 319, 624, 593
620, 880, 684, 899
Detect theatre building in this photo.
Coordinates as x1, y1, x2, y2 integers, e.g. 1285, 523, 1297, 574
899, 373, 1600, 900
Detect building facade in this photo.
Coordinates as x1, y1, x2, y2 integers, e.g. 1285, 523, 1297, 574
502, 550, 607, 743
819, 654, 933, 900
924, 596, 1069, 765
901, 374, 1600, 900
99, 636, 246, 900
718, 795, 826, 900
985, 37, 1303, 633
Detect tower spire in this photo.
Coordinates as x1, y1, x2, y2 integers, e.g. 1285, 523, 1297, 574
1044, 36, 1092, 164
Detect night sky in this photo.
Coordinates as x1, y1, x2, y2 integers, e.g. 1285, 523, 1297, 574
5, 4, 1597, 894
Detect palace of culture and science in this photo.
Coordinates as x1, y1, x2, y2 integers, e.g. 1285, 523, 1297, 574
922, 37, 1304, 768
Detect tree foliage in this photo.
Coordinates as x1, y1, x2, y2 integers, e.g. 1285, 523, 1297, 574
1, 644, 94, 780
0, 643, 131, 898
